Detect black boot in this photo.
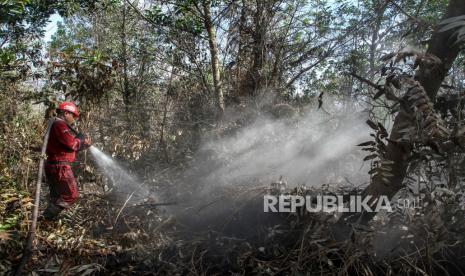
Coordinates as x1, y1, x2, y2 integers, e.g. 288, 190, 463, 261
42, 204, 63, 221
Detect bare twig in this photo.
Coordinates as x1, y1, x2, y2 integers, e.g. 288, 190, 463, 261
386, 0, 422, 24
346, 72, 383, 91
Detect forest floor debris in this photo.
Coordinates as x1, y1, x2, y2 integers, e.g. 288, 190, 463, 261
2, 179, 465, 275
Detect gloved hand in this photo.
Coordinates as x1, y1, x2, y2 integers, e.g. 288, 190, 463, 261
83, 136, 92, 148
77, 132, 92, 150
76, 132, 85, 145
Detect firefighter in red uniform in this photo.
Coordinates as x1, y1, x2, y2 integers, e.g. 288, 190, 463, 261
42, 102, 91, 220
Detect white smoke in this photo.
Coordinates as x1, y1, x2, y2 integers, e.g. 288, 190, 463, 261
165, 98, 372, 233
188, 101, 371, 193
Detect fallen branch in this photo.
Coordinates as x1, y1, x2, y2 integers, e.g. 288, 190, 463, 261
127, 202, 178, 208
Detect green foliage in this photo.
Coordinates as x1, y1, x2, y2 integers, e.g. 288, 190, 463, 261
0, 48, 15, 65
0, 48, 19, 79
0, 0, 30, 23
46, 49, 115, 105
145, 1, 204, 36
0, 215, 19, 231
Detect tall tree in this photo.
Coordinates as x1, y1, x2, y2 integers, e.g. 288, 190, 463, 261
202, 0, 225, 116
344, 0, 465, 227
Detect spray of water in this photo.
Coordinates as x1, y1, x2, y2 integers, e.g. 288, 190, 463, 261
89, 146, 148, 202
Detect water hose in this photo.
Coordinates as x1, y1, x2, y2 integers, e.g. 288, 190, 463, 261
15, 118, 55, 276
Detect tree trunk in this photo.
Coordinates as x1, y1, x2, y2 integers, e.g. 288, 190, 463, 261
202, 0, 225, 117
342, 0, 465, 227
121, 1, 131, 111
270, 2, 298, 99
238, 0, 274, 98
234, 0, 248, 103
368, 0, 388, 77
248, 0, 268, 96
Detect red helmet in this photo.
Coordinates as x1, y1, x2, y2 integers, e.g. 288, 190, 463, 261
57, 102, 79, 118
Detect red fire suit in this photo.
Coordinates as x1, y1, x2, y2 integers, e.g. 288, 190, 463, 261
45, 118, 83, 208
